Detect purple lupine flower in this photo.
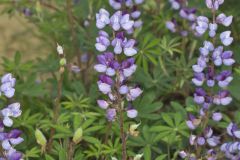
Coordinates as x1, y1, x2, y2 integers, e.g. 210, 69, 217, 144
97, 75, 113, 94
94, 52, 119, 76
1, 73, 16, 98
196, 16, 209, 35
166, 19, 177, 33
120, 58, 137, 78
169, 0, 181, 10
220, 31, 233, 46
226, 123, 240, 138
199, 41, 214, 56
109, 0, 122, 10
216, 13, 233, 27
1, 103, 21, 127
112, 32, 127, 54
127, 87, 143, 101
97, 100, 109, 109
179, 8, 196, 21
221, 50, 235, 66
206, 67, 215, 87
127, 108, 138, 118
95, 31, 110, 52
205, 0, 224, 10
215, 70, 233, 88
212, 112, 222, 121
192, 73, 205, 86
212, 46, 224, 66
106, 108, 116, 121
179, 151, 187, 158
194, 88, 206, 104
189, 134, 197, 145
186, 114, 201, 130
209, 23, 218, 37
197, 136, 206, 146
0, 74, 23, 160
95, 0, 143, 123
192, 56, 208, 73
96, 9, 110, 29
213, 90, 232, 106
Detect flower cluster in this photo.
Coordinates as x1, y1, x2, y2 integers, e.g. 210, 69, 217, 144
95, 1, 143, 121
220, 123, 240, 159
181, 0, 235, 159
166, 0, 198, 36
0, 74, 23, 160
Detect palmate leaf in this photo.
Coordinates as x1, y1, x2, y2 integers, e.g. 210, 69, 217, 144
135, 34, 160, 72
24, 147, 41, 159
150, 112, 189, 144
134, 91, 163, 120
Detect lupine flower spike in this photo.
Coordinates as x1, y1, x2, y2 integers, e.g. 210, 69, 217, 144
0, 74, 23, 160
180, 0, 235, 159
95, 1, 144, 159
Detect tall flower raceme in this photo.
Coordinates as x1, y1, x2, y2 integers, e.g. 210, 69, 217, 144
166, 0, 199, 37
179, 0, 236, 159
0, 74, 23, 160
95, 1, 143, 159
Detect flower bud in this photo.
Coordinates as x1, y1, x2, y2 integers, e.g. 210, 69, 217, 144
57, 43, 64, 55
134, 153, 143, 160
60, 58, 67, 66
73, 127, 83, 144
35, 129, 47, 147
129, 122, 141, 137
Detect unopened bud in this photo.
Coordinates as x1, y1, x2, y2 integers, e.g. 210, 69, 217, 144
60, 58, 67, 66
35, 129, 47, 147
73, 127, 83, 144
134, 153, 143, 160
57, 43, 64, 55
129, 122, 141, 137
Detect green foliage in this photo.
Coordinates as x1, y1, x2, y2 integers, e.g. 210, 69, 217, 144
0, 0, 239, 159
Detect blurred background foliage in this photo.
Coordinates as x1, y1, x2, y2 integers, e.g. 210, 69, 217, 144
0, 0, 239, 159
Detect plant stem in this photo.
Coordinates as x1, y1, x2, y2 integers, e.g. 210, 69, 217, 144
67, 141, 75, 160
66, 0, 82, 65
119, 107, 127, 160
47, 67, 64, 152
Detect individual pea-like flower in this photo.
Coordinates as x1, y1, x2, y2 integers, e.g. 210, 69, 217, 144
166, 19, 177, 33
179, 8, 196, 21
96, 9, 110, 29
204, 127, 220, 147
106, 108, 116, 121
111, 32, 126, 54
94, 52, 119, 76
192, 56, 208, 73
220, 31, 233, 46
126, 87, 143, 101
97, 75, 113, 94
95, 31, 110, 52
1, 103, 21, 127
215, 70, 233, 88
227, 123, 240, 138
206, 67, 215, 87
221, 50, 235, 66
120, 58, 137, 78
216, 13, 233, 27
212, 112, 222, 122
205, 0, 224, 11
192, 72, 205, 86
126, 104, 138, 118
194, 88, 206, 104
186, 114, 201, 130
97, 100, 109, 109
213, 90, 232, 106
196, 16, 209, 35
0, 129, 24, 151
169, 0, 181, 10
0, 73, 16, 98
109, 0, 122, 10
110, 11, 134, 31
199, 41, 214, 56
209, 23, 218, 37
131, 6, 141, 19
